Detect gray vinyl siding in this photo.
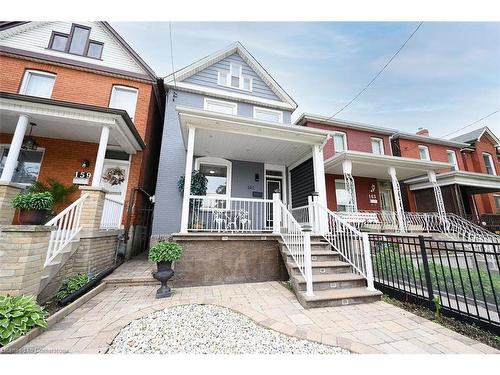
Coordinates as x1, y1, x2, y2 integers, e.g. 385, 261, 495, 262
231, 160, 264, 199
184, 53, 281, 102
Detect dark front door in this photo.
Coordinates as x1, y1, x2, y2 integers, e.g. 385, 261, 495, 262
266, 178, 282, 226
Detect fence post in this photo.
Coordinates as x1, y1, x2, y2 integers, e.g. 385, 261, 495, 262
362, 233, 376, 291
273, 191, 281, 234
302, 224, 314, 296
418, 235, 434, 302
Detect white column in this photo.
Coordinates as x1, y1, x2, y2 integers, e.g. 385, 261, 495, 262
342, 159, 357, 212
312, 144, 328, 232
180, 127, 196, 233
91, 126, 110, 187
428, 170, 446, 219
388, 167, 406, 233
272, 191, 281, 234
0, 114, 29, 183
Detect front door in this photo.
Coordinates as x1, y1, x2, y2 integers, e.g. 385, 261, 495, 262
378, 181, 395, 211
266, 178, 282, 226
99, 159, 130, 203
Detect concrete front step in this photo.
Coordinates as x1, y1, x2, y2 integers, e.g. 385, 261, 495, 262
288, 260, 352, 275
285, 249, 340, 262
294, 273, 367, 291
298, 288, 383, 308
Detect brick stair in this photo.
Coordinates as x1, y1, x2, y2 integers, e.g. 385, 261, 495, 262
279, 238, 381, 308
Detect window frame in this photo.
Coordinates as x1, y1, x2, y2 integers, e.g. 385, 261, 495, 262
48, 31, 69, 52
47, 24, 104, 60
216, 63, 253, 92
253, 107, 283, 123
203, 98, 238, 116
19, 69, 56, 98
332, 131, 348, 153
446, 149, 459, 171
482, 152, 497, 175
334, 179, 350, 212
494, 194, 500, 213
0, 144, 46, 187
194, 157, 232, 208
109, 85, 139, 121
371, 137, 385, 155
418, 145, 430, 161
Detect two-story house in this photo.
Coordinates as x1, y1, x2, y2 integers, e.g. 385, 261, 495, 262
0, 22, 164, 256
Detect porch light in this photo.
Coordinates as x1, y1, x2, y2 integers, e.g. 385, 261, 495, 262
209, 170, 215, 174
21, 122, 39, 151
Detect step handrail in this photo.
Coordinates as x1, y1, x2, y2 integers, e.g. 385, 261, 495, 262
44, 193, 88, 266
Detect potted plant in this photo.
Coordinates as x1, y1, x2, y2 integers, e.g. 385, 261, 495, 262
148, 241, 184, 299
178, 170, 208, 230
29, 178, 78, 217
11, 191, 53, 225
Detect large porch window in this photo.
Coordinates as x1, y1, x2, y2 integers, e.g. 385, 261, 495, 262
195, 157, 232, 209
0, 146, 44, 185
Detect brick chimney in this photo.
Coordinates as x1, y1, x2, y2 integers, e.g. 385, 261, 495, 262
416, 127, 429, 137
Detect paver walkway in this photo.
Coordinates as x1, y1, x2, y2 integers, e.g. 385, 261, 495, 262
20, 281, 498, 354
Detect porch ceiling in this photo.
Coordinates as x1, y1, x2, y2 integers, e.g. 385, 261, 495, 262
0, 93, 144, 153
405, 170, 500, 192
177, 106, 329, 166
324, 150, 452, 180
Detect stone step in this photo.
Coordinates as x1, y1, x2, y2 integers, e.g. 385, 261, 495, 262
288, 260, 352, 275
294, 273, 367, 291
298, 288, 382, 308
284, 249, 340, 262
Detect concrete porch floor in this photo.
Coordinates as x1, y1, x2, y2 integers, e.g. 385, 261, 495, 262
17, 255, 499, 354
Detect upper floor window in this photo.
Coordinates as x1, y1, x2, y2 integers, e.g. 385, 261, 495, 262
371, 137, 385, 155
19, 70, 56, 98
483, 153, 497, 175
446, 150, 459, 171
418, 145, 430, 161
253, 107, 283, 123
217, 63, 253, 92
204, 98, 237, 115
494, 194, 500, 213
48, 24, 103, 59
110, 86, 138, 121
333, 132, 347, 153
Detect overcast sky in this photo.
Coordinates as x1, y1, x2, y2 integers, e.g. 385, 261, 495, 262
112, 22, 500, 139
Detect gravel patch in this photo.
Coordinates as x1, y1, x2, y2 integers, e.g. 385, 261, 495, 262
108, 304, 349, 354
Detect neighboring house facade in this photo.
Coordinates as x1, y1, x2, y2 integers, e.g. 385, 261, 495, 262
0, 21, 164, 236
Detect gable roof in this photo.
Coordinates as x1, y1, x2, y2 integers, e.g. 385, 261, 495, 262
451, 126, 500, 147
164, 41, 297, 110
0, 21, 157, 82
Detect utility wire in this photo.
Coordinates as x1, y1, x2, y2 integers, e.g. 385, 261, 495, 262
327, 22, 424, 121
169, 21, 177, 90
439, 109, 500, 139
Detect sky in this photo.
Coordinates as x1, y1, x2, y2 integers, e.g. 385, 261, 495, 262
111, 22, 500, 139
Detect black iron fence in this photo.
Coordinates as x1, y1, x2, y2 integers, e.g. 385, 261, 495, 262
368, 234, 500, 333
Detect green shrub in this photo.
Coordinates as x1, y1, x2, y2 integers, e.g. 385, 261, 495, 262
29, 179, 78, 209
56, 273, 93, 301
148, 241, 183, 262
177, 170, 208, 196
11, 191, 53, 211
0, 295, 48, 347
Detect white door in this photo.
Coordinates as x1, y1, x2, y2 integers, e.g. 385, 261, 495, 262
99, 159, 130, 202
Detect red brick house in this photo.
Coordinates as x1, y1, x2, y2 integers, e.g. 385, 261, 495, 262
0, 22, 163, 246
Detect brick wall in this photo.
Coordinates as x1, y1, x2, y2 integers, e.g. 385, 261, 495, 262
325, 174, 381, 211
397, 138, 464, 171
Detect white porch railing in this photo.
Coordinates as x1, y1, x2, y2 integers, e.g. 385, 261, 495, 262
187, 195, 274, 232
276, 200, 314, 296
311, 201, 375, 291
100, 197, 124, 229
290, 204, 311, 224
45, 193, 88, 266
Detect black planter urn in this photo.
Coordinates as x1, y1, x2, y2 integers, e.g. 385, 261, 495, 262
153, 260, 174, 298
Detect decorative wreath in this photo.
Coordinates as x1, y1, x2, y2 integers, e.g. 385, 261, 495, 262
102, 167, 126, 186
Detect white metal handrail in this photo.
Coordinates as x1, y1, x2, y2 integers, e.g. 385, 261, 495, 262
187, 195, 274, 232
100, 197, 124, 229
277, 200, 314, 296
45, 193, 88, 266
312, 201, 375, 290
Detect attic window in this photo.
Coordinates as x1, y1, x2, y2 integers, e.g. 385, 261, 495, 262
48, 24, 103, 59
217, 63, 253, 92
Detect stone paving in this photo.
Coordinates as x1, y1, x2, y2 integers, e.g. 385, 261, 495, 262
20, 280, 499, 354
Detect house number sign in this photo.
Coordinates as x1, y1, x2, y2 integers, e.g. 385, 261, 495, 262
73, 171, 92, 185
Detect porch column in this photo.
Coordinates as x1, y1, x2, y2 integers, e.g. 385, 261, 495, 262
180, 127, 196, 233
428, 171, 446, 219
91, 126, 110, 188
312, 145, 328, 232
388, 167, 406, 233
342, 160, 357, 212
0, 114, 29, 183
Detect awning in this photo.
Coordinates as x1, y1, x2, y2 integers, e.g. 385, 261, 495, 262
177, 105, 330, 166
405, 170, 500, 193
324, 150, 451, 180
0, 92, 144, 153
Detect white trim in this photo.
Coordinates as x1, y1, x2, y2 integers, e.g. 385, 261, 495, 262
194, 156, 232, 199
371, 137, 385, 155
19, 70, 56, 98
418, 145, 430, 161
109, 85, 138, 121
289, 152, 313, 171
333, 131, 348, 153
405, 170, 500, 191
253, 107, 283, 123
215, 62, 253, 92
477, 127, 500, 147
482, 152, 497, 175
203, 97, 237, 115
446, 149, 459, 171
264, 163, 287, 205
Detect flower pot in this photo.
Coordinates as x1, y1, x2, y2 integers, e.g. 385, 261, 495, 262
152, 260, 174, 298
18, 209, 48, 225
